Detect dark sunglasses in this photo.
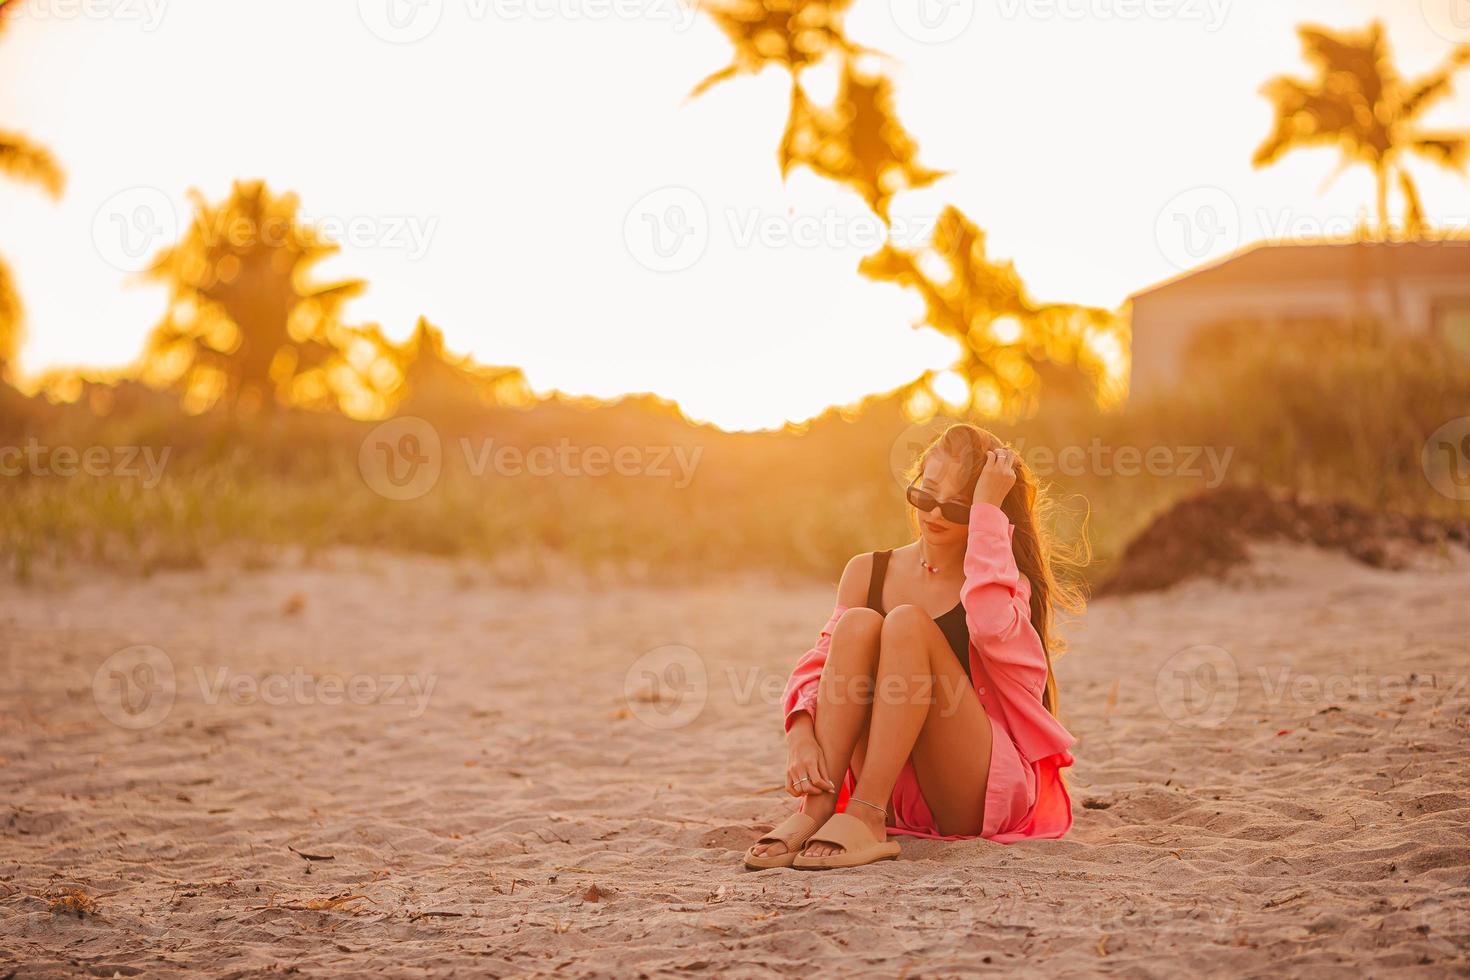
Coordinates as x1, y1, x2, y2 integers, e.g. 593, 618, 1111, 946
906, 484, 972, 524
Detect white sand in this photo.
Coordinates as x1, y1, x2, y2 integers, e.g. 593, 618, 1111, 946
1, 543, 1467, 976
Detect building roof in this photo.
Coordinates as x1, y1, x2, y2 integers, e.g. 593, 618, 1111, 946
1131, 237, 1470, 303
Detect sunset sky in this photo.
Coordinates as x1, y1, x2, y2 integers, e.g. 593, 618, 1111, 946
2, 0, 1468, 429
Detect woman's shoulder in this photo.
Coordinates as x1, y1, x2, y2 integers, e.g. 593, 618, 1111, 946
835, 551, 878, 607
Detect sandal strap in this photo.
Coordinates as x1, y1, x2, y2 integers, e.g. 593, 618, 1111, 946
803, 812, 884, 853
754, 811, 819, 850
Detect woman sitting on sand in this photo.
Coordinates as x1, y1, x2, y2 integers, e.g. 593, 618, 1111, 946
745, 423, 1081, 870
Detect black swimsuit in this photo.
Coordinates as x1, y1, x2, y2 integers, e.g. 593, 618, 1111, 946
867, 550, 972, 681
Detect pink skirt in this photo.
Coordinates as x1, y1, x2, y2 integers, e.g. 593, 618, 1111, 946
836, 715, 1038, 841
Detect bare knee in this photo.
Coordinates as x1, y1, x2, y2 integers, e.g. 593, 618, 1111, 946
875, 605, 942, 700
830, 607, 883, 663
822, 607, 882, 701
880, 604, 933, 647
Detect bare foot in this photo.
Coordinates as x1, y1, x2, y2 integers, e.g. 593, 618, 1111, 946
802, 801, 888, 858
749, 795, 836, 859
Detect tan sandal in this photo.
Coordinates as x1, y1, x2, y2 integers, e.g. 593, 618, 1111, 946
743, 812, 821, 870
791, 811, 901, 870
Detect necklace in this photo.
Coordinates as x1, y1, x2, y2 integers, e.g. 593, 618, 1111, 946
919, 541, 940, 574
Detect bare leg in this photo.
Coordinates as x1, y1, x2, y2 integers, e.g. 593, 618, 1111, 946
749, 607, 882, 858
804, 604, 992, 857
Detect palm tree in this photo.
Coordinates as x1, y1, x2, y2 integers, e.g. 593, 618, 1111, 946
690, 0, 856, 98
142, 180, 398, 416
860, 206, 1127, 416
780, 60, 947, 223
691, 0, 942, 223
0, 1, 66, 383
1254, 21, 1470, 237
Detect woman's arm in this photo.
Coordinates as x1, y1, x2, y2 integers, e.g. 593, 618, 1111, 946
780, 552, 872, 733
960, 502, 1026, 640
960, 448, 1049, 682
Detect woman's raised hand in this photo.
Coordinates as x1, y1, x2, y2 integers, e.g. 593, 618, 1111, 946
975, 447, 1018, 508
784, 722, 835, 797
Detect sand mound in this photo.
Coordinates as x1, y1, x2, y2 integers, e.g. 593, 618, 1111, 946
1098, 486, 1470, 597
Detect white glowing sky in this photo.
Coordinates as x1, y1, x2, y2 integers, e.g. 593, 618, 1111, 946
1, 0, 1467, 429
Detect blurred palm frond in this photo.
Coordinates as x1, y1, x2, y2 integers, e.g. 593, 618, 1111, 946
0, 132, 65, 198
780, 62, 947, 222
689, 0, 856, 97
1254, 21, 1470, 237
861, 206, 1128, 417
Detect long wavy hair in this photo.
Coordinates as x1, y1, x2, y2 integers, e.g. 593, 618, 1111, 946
908, 423, 1087, 716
